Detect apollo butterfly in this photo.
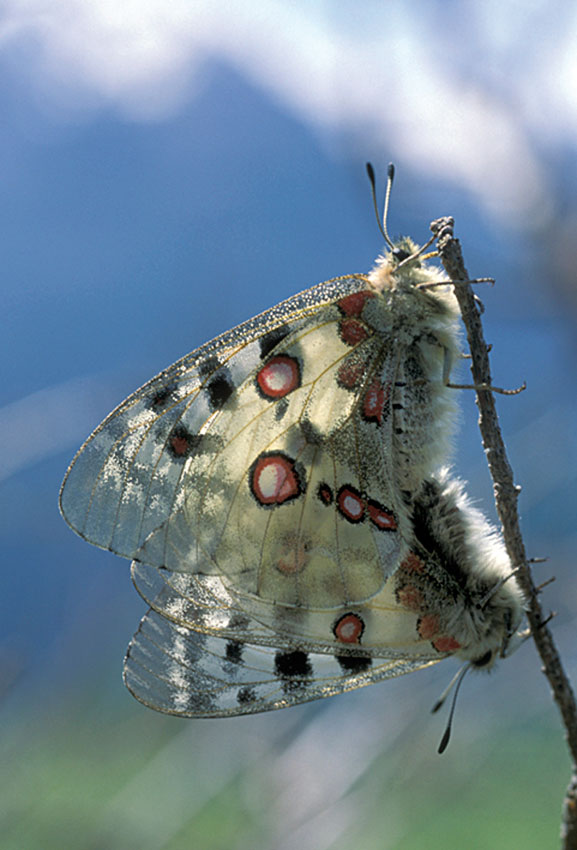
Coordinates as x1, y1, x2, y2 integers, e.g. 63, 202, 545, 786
59, 165, 524, 722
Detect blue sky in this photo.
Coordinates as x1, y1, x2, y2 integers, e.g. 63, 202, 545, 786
1, 3, 577, 845
3, 0, 577, 695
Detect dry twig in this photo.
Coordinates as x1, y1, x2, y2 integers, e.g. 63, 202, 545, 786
431, 216, 577, 849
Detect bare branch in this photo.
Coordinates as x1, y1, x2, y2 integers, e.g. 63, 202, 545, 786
431, 216, 577, 849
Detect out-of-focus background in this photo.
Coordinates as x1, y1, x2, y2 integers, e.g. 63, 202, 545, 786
1, 2, 576, 848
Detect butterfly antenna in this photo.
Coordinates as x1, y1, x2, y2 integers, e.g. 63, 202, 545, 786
432, 663, 471, 754
366, 162, 395, 250
431, 663, 466, 714
382, 163, 396, 249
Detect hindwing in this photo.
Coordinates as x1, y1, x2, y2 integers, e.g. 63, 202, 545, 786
123, 601, 441, 718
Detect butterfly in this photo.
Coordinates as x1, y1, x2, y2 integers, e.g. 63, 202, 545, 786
59, 165, 524, 720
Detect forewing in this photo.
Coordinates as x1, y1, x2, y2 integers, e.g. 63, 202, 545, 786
59, 275, 370, 557
133, 289, 408, 606
61, 276, 412, 609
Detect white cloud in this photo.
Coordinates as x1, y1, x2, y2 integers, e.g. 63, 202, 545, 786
1, 0, 575, 223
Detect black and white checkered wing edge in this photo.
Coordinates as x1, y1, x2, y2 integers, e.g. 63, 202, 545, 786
123, 605, 440, 718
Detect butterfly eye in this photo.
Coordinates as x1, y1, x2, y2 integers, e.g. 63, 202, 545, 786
393, 247, 411, 262
471, 650, 493, 668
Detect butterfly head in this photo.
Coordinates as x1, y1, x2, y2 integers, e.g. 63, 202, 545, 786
455, 576, 526, 671
433, 586, 525, 754
389, 236, 419, 266
368, 237, 457, 319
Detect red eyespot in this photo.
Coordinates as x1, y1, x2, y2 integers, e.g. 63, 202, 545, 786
256, 355, 300, 398
363, 378, 390, 424
250, 454, 302, 505
400, 552, 426, 574
337, 486, 365, 523
367, 499, 397, 531
397, 585, 424, 611
337, 357, 368, 389
333, 613, 365, 644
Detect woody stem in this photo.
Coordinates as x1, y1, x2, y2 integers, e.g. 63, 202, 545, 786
432, 215, 577, 850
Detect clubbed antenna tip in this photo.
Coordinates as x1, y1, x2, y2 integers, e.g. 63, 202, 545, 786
365, 161, 395, 249
366, 162, 376, 187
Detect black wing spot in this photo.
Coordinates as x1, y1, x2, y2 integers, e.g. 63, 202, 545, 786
147, 384, 176, 410
300, 418, 323, 445
237, 686, 257, 705
318, 483, 333, 505
206, 373, 234, 410
336, 654, 372, 673
274, 650, 312, 678
275, 399, 289, 421
228, 614, 251, 630
225, 641, 243, 663
167, 425, 205, 459
259, 325, 291, 359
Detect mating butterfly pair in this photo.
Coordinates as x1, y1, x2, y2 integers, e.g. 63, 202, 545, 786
60, 173, 524, 720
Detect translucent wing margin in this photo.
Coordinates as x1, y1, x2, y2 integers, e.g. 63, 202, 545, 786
123, 606, 441, 718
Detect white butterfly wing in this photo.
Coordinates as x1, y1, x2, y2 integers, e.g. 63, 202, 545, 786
61, 275, 427, 611
130, 561, 448, 660
123, 605, 442, 718
135, 319, 405, 606
60, 275, 370, 557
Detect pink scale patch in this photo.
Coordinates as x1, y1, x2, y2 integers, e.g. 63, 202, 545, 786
397, 585, 424, 611
277, 539, 309, 575
336, 290, 375, 317
418, 614, 440, 640
363, 378, 389, 424
338, 318, 370, 346
400, 552, 425, 574
367, 499, 397, 531
256, 355, 300, 399
433, 635, 462, 653
251, 454, 301, 505
318, 484, 333, 505
337, 486, 365, 523
337, 357, 367, 389
333, 612, 365, 644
